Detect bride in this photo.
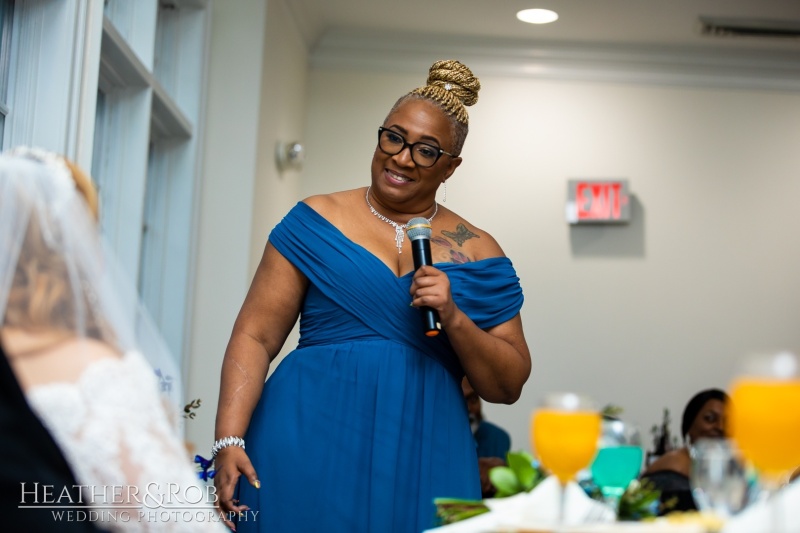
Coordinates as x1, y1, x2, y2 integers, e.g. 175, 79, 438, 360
0, 148, 227, 532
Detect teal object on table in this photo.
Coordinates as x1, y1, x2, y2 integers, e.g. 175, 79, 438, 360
591, 445, 644, 500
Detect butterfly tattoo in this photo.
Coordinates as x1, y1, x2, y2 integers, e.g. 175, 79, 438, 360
441, 223, 480, 247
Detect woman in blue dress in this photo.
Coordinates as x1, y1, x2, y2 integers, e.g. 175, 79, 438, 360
213, 59, 531, 533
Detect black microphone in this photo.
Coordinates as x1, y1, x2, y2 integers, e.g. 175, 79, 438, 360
407, 217, 442, 337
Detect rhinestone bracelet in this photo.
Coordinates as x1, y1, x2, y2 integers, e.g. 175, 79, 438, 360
211, 436, 245, 458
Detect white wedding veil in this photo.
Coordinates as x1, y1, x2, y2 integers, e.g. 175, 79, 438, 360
0, 147, 184, 415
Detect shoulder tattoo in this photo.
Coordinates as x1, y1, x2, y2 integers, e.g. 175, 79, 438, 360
441, 223, 480, 247
450, 250, 471, 264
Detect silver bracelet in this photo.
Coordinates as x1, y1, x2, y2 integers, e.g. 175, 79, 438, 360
211, 436, 245, 458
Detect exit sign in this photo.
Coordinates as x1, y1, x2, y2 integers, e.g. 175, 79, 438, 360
566, 179, 631, 224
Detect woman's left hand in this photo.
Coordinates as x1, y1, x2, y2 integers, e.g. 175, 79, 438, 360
409, 265, 456, 325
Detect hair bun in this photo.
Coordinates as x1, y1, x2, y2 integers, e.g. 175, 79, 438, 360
426, 60, 480, 107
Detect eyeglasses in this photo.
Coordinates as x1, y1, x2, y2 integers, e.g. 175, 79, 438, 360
377, 127, 455, 168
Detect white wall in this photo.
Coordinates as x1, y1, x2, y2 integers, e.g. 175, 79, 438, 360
302, 66, 800, 455
188, 0, 307, 453
250, 0, 307, 268
250, 0, 307, 371
190, 8, 799, 461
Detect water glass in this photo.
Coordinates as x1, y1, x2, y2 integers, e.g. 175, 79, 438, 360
689, 438, 749, 519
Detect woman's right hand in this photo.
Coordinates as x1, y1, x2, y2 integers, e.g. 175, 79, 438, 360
214, 446, 260, 531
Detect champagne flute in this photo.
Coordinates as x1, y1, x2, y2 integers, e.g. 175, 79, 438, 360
729, 351, 800, 533
532, 393, 601, 528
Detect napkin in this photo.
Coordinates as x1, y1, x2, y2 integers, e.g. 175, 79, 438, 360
423, 476, 615, 533
506, 476, 616, 527
721, 480, 800, 533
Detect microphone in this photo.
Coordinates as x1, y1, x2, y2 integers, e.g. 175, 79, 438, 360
407, 217, 442, 337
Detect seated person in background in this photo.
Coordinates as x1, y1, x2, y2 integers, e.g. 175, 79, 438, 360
463, 377, 511, 497
642, 388, 728, 514
0, 148, 225, 532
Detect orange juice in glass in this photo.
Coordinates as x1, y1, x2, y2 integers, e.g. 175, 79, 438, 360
729, 377, 800, 484
533, 409, 601, 483
531, 393, 600, 528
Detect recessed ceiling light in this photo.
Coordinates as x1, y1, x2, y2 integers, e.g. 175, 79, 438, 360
517, 8, 559, 25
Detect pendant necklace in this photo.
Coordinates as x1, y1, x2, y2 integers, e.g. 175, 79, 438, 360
365, 186, 437, 253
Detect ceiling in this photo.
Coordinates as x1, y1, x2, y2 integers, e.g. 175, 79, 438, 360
288, 0, 800, 55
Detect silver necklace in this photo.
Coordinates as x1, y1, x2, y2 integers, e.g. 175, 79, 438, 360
365, 186, 438, 254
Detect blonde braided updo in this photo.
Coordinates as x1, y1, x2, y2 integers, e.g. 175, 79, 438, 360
411, 60, 480, 125
386, 59, 481, 156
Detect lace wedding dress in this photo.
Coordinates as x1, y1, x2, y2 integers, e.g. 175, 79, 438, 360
25, 351, 227, 532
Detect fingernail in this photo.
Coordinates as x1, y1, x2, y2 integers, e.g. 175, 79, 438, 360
253, 480, 261, 489
239, 512, 245, 519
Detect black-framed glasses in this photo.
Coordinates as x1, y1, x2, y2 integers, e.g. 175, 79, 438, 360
377, 127, 455, 168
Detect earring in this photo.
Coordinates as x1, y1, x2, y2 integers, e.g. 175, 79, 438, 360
442, 181, 447, 203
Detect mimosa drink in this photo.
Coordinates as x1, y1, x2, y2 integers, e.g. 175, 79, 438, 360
729, 378, 800, 482
532, 409, 601, 484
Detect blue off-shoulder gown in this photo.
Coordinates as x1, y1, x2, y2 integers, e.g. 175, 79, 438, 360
235, 202, 524, 533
